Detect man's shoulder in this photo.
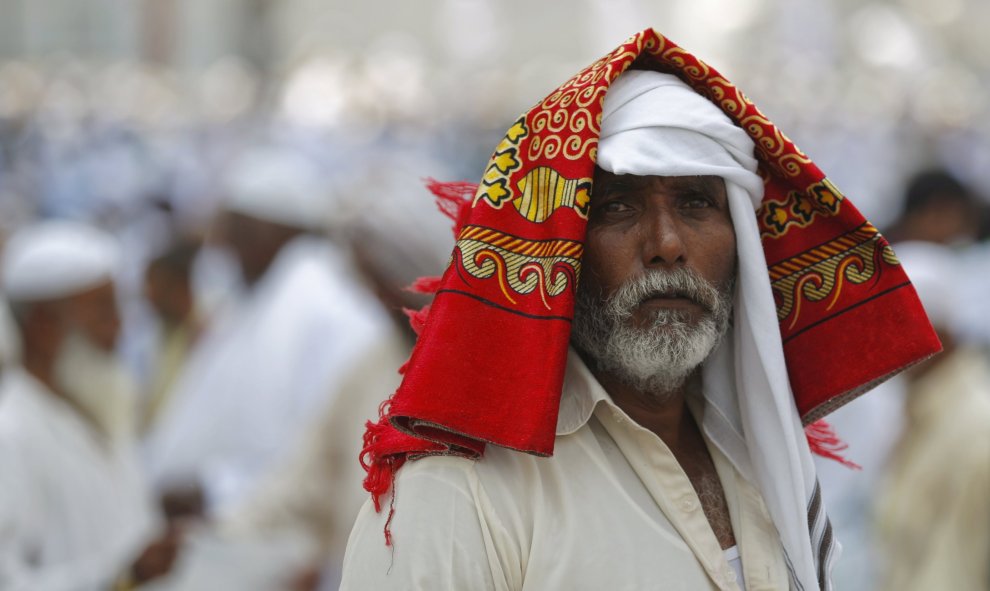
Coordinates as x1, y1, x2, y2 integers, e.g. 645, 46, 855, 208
400, 439, 566, 482
393, 435, 579, 514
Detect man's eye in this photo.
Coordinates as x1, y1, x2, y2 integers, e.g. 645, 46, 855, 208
600, 200, 632, 213
682, 195, 713, 209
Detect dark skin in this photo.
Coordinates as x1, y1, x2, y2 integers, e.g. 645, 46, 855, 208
581, 168, 738, 549
144, 242, 199, 328
219, 211, 304, 287
18, 281, 121, 400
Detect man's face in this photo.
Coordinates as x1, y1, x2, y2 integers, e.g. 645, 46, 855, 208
571, 169, 737, 393
218, 211, 299, 287
60, 281, 121, 352
50, 281, 134, 438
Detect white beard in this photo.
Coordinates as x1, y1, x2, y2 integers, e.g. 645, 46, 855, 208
571, 267, 733, 396
54, 330, 137, 443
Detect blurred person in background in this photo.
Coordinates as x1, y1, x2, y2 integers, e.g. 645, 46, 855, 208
140, 239, 203, 435
140, 148, 404, 589
814, 167, 989, 590
214, 331, 408, 590
874, 241, 990, 591
0, 295, 17, 378
0, 220, 176, 590
885, 169, 981, 247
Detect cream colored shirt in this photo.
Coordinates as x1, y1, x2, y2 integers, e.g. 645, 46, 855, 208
876, 347, 990, 591
341, 351, 789, 590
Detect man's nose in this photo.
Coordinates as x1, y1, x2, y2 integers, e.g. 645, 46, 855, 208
642, 209, 687, 268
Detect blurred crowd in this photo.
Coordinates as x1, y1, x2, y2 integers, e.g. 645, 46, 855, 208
1, 1, 990, 589
0, 56, 468, 589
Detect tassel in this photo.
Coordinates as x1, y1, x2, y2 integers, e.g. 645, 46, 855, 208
805, 419, 861, 469
360, 416, 406, 545
355, 178, 477, 546
404, 275, 443, 295
402, 305, 431, 336
424, 178, 477, 237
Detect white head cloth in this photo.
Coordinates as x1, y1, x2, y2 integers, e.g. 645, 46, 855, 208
2, 220, 120, 302
599, 70, 835, 591
222, 148, 330, 231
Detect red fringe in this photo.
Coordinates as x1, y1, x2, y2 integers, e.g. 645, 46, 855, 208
404, 275, 443, 295
805, 419, 861, 469
356, 179, 478, 546
360, 417, 405, 545
402, 305, 431, 336
424, 178, 477, 237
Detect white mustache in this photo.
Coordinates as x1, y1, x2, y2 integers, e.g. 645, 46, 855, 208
606, 267, 726, 319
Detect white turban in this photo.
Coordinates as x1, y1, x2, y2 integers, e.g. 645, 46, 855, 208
598, 70, 763, 206
598, 70, 835, 590
222, 149, 330, 230
2, 220, 120, 302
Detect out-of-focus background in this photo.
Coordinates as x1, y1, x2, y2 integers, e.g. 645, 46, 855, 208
0, 1, 988, 590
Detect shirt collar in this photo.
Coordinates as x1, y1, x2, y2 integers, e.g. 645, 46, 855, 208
555, 349, 612, 435
555, 348, 711, 438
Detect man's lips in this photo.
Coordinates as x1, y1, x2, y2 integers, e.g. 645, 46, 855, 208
638, 292, 706, 311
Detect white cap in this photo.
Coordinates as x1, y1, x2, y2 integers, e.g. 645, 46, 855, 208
222, 148, 330, 230
1, 220, 120, 302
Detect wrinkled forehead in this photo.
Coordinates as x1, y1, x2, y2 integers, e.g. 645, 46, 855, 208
590, 169, 728, 200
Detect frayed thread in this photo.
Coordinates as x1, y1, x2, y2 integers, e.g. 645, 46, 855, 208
356, 178, 478, 547
424, 178, 477, 237
402, 304, 431, 336
805, 419, 861, 469
404, 275, 443, 295
360, 405, 407, 546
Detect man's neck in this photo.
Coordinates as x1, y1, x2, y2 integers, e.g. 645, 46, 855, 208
591, 368, 696, 447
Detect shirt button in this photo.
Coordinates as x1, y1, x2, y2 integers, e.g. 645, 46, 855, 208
725, 568, 737, 583
679, 496, 699, 512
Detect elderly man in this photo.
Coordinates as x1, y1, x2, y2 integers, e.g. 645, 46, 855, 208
342, 29, 939, 591
0, 221, 159, 590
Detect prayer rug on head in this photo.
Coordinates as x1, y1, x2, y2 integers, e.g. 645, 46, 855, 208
361, 27, 940, 517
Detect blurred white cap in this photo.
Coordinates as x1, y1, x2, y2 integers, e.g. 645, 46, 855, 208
1, 220, 120, 302
222, 149, 330, 230
893, 240, 958, 330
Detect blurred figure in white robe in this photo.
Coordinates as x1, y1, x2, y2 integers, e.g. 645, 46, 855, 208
141, 148, 406, 589
0, 220, 164, 590
874, 242, 990, 591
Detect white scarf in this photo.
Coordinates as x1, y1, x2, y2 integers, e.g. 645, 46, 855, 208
599, 70, 836, 591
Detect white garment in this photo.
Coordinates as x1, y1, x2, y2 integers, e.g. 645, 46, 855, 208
341, 351, 788, 591
0, 367, 157, 591
876, 347, 990, 591
0, 298, 18, 367
220, 336, 410, 588
597, 70, 837, 590
143, 236, 395, 514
